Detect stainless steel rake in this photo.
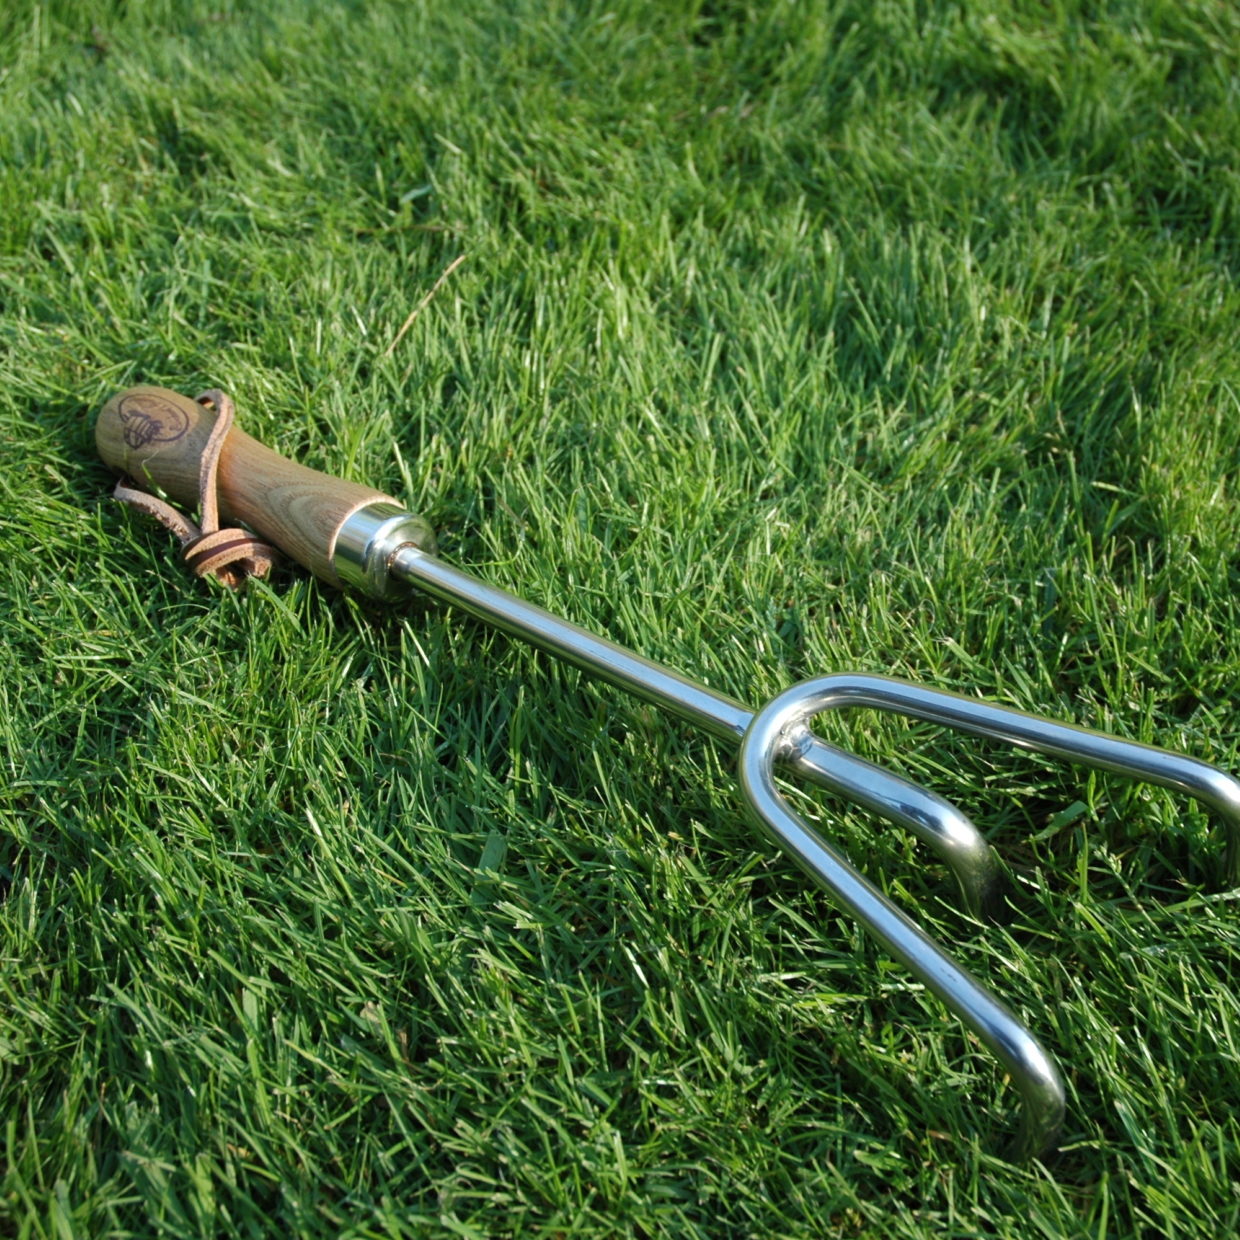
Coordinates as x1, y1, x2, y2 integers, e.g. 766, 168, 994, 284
97, 385, 1240, 1161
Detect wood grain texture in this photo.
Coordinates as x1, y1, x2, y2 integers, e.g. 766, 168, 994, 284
96, 385, 400, 586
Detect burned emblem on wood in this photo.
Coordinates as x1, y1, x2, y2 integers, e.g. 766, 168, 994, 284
117, 392, 190, 449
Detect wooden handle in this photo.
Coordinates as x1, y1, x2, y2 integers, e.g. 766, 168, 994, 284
96, 385, 401, 586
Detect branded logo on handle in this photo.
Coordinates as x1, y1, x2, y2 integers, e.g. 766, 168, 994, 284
117, 392, 190, 449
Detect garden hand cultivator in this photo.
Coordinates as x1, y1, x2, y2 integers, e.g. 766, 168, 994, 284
97, 385, 1240, 1162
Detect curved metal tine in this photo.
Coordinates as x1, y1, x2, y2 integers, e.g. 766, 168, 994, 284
739, 682, 1067, 1161
783, 736, 1005, 920
808, 674, 1240, 886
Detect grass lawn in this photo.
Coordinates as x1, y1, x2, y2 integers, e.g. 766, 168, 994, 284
3, 0, 1239, 1235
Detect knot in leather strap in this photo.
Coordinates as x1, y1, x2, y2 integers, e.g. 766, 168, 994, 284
113, 389, 279, 590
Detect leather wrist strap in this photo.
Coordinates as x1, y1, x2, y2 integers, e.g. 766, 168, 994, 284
113, 389, 279, 589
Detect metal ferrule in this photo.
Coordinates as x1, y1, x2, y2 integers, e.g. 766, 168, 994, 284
333, 502, 438, 598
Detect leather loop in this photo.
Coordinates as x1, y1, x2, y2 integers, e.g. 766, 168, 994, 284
113, 389, 279, 589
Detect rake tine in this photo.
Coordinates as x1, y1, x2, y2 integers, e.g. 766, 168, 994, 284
800, 673, 1240, 887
